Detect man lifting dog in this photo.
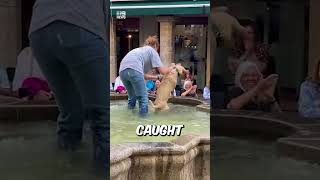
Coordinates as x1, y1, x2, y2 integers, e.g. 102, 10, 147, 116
119, 36, 187, 117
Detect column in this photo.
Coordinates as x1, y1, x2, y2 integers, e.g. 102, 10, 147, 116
139, 16, 159, 47
308, 0, 320, 76
110, 17, 117, 82
157, 16, 175, 65
0, 0, 20, 67
206, 24, 213, 87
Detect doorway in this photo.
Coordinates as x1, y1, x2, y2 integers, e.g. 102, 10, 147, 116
21, 0, 36, 49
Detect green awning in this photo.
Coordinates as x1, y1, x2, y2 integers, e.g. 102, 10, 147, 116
110, 0, 210, 17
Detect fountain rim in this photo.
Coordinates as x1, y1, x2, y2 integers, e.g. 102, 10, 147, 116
110, 93, 210, 164
213, 109, 320, 164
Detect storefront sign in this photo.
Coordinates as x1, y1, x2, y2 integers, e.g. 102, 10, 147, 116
116, 11, 126, 19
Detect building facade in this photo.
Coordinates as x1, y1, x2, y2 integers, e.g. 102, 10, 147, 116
0, 0, 319, 92
110, 0, 211, 89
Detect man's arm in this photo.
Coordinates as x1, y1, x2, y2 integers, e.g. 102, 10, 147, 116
144, 73, 161, 81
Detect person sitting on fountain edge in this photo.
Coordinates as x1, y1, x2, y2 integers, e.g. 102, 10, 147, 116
298, 58, 320, 118
227, 61, 281, 112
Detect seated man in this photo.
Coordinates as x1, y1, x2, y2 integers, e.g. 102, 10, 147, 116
181, 81, 198, 97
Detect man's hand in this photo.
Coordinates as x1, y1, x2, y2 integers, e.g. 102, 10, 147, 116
158, 74, 163, 81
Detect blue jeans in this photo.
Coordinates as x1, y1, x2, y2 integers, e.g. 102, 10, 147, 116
30, 21, 109, 173
119, 68, 148, 116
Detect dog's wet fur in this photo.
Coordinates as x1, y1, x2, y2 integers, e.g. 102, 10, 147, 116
149, 63, 186, 112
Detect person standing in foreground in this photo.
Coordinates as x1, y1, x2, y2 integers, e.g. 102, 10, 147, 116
29, 0, 109, 175
119, 36, 174, 117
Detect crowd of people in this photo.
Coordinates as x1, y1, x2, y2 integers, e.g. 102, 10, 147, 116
223, 19, 280, 112
212, 16, 320, 119
0, 47, 53, 101
111, 67, 210, 100
1, 16, 318, 120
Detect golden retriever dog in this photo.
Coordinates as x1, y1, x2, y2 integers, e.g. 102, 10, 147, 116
149, 63, 186, 111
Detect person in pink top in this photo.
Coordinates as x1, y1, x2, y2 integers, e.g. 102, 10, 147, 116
18, 77, 53, 101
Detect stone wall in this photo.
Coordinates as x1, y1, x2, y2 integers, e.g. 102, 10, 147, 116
0, 0, 21, 67
110, 135, 210, 180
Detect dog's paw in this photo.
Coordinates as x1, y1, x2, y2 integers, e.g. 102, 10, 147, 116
148, 100, 154, 107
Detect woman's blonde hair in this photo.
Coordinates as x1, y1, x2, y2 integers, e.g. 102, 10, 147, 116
144, 36, 159, 50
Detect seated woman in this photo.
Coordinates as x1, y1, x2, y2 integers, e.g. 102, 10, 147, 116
146, 80, 155, 93
227, 61, 281, 112
115, 85, 127, 94
299, 59, 320, 118
182, 70, 193, 86
18, 77, 53, 101
113, 76, 127, 94
12, 47, 46, 92
150, 80, 161, 95
203, 85, 210, 100
181, 80, 198, 97
113, 76, 124, 91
